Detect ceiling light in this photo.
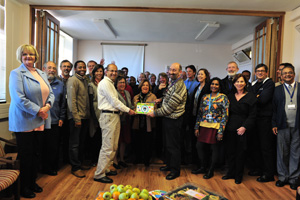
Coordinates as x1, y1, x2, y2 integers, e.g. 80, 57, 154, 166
195, 23, 220, 41
93, 19, 117, 38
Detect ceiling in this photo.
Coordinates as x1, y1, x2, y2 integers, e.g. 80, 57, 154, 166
17, 0, 300, 44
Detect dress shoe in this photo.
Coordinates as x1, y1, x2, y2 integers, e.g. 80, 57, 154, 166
21, 188, 36, 198
113, 163, 121, 169
47, 170, 57, 176
106, 170, 117, 176
191, 167, 207, 174
119, 161, 128, 168
160, 166, 171, 171
235, 178, 242, 184
94, 176, 113, 183
222, 175, 235, 180
290, 183, 298, 190
30, 183, 43, 193
166, 172, 180, 180
275, 180, 286, 187
81, 165, 91, 170
71, 169, 86, 178
203, 170, 214, 179
248, 170, 262, 176
256, 175, 274, 182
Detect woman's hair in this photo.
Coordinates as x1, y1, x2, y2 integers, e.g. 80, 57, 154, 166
232, 73, 248, 92
114, 76, 126, 89
91, 64, 104, 84
157, 72, 168, 85
16, 44, 39, 64
197, 68, 210, 83
138, 79, 152, 92
209, 77, 222, 93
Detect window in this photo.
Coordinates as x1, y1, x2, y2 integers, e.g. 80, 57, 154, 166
58, 30, 73, 76
0, 0, 5, 103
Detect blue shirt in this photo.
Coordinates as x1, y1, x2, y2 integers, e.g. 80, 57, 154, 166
184, 78, 199, 98
50, 77, 67, 124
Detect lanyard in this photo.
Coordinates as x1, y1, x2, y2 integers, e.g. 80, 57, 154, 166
284, 83, 296, 102
209, 93, 219, 110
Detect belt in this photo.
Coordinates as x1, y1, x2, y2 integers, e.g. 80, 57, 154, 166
102, 110, 120, 114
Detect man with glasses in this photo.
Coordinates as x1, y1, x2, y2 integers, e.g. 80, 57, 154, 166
94, 64, 135, 183
272, 63, 300, 190
249, 63, 276, 183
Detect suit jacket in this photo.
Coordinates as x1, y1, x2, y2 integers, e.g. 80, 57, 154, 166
272, 82, 300, 130
9, 64, 55, 132
221, 76, 234, 95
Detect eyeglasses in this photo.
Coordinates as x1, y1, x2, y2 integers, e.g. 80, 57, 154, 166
282, 71, 294, 75
22, 53, 35, 57
255, 70, 266, 73
108, 70, 118, 73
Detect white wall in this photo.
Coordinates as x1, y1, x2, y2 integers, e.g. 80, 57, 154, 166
0, 0, 30, 139
282, 7, 300, 81
77, 40, 233, 79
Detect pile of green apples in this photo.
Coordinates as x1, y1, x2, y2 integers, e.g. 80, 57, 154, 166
102, 184, 152, 200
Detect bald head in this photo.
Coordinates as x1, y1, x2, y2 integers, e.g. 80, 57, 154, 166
106, 64, 118, 81
169, 63, 182, 80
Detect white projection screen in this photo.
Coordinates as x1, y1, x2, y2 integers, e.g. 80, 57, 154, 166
102, 44, 145, 78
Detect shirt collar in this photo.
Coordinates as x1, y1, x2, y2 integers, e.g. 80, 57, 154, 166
284, 81, 296, 88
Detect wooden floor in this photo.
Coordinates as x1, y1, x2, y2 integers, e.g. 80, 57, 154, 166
30, 163, 296, 200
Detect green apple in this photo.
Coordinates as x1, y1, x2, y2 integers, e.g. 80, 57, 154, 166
132, 188, 140, 194
124, 185, 132, 191
139, 192, 148, 200
125, 189, 133, 197
110, 188, 118, 194
130, 193, 139, 200
110, 184, 118, 191
119, 193, 128, 200
141, 189, 149, 195
117, 185, 125, 193
103, 192, 112, 200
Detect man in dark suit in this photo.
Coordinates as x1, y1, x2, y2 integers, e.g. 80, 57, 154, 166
272, 63, 300, 190
221, 61, 239, 95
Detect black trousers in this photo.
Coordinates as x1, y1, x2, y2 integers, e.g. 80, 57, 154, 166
15, 131, 40, 190
60, 119, 70, 163
163, 116, 183, 173
42, 124, 60, 172
225, 130, 247, 179
196, 141, 219, 169
133, 128, 153, 165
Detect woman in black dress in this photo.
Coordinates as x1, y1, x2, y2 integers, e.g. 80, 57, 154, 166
222, 74, 257, 184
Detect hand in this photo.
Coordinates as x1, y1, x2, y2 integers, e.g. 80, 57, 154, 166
100, 58, 105, 65
37, 108, 48, 120
58, 120, 63, 127
237, 127, 246, 135
195, 129, 199, 137
159, 83, 166, 90
75, 122, 82, 128
155, 98, 162, 104
217, 134, 223, 141
128, 109, 136, 116
272, 127, 278, 135
147, 111, 155, 118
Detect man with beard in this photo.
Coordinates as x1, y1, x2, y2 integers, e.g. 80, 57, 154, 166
66, 60, 90, 178
59, 60, 73, 84
221, 61, 239, 95
272, 63, 300, 190
148, 63, 187, 180
42, 61, 66, 176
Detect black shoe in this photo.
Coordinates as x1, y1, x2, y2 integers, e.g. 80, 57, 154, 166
119, 161, 128, 168
222, 175, 235, 180
203, 170, 214, 179
235, 178, 242, 184
166, 172, 180, 180
275, 180, 286, 187
113, 163, 121, 169
106, 170, 117, 176
81, 165, 91, 170
191, 167, 207, 174
160, 166, 171, 171
47, 170, 57, 176
248, 170, 262, 176
94, 176, 113, 183
290, 183, 298, 190
30, 183, 43, 193
21, 188, 36, 198
256, 175, 274, 182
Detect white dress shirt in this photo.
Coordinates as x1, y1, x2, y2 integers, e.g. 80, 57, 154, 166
97, 76, 130, 113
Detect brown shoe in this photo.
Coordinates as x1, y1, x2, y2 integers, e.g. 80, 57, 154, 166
71, 169, 85, 178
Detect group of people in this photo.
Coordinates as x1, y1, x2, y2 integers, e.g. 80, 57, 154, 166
8, 44, 300, 198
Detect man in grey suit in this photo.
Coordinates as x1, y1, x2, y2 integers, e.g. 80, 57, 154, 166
272, 63, 300, 190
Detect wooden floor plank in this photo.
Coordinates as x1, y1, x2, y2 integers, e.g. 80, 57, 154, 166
29, 164, 296, 200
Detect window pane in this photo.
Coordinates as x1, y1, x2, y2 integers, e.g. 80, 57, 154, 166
0, 0, 5, 103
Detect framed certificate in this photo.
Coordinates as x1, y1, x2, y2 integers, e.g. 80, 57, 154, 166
136, 103, 154, 114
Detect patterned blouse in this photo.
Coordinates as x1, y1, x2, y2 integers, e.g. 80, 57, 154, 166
194, 93, 229, 134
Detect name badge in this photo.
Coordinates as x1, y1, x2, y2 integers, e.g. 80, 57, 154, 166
206, 114, 213, 123
288, 104, 296, 110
